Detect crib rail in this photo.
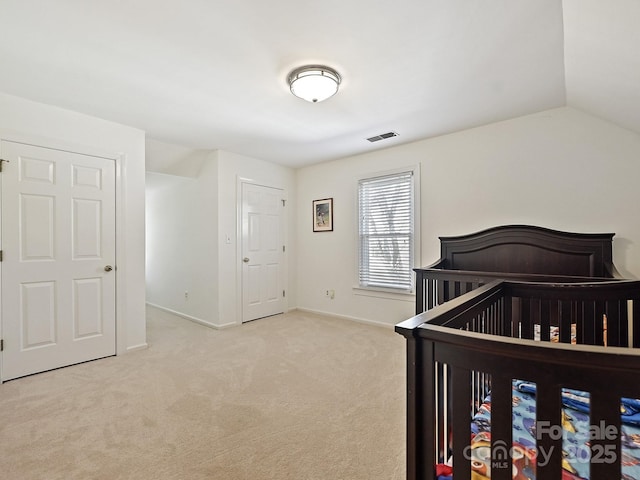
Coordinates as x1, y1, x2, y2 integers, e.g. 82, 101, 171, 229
396, 279, 640, 480
414, 261, 622, 315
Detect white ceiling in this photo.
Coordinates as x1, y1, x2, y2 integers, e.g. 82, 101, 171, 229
0, 0, 638, 169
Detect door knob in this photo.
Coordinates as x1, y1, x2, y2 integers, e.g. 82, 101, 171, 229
243, 257, 250, 263
104, 265, 113, 272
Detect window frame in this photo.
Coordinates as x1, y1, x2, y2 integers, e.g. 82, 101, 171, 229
354, 165, 421, 297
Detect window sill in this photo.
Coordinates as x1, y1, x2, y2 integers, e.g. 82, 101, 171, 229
352, 286, 415, 302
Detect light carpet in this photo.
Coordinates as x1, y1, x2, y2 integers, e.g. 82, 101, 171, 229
0, 307, 406, 479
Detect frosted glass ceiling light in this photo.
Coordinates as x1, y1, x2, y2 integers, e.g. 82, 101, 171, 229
288, 65, 341, 103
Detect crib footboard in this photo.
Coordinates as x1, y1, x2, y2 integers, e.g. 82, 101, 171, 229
396, 280, 640, 480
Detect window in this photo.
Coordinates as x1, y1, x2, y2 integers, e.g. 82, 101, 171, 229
358, 169, 417, 292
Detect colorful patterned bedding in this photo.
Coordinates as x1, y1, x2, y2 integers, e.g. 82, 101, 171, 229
437, 381, 640, 479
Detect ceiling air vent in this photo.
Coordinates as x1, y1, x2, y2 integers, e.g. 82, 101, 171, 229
366, 131, 398, 143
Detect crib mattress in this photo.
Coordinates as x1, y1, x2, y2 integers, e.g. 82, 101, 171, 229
437, 381, 640, 480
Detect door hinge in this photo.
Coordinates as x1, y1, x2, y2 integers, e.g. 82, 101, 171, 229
0, 250, 3, 262
283, 290, 286, 298
1, 339, 3, 352
0, 158, 8, 172
281, 199, 286, 207
282, 245, 285, 253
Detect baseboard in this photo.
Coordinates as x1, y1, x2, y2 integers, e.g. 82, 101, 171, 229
126, 343, 149, 353
293, 307, 395, 329
146, 302, 236, 330
147, 303, 392, 330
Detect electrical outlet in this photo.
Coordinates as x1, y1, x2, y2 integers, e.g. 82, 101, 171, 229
325, 289, 335, 299
184, 291, 189, 299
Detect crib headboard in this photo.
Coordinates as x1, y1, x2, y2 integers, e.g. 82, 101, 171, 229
438, 225, 615, 277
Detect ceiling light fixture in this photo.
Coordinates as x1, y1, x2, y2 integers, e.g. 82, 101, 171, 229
288, 65, 341, 103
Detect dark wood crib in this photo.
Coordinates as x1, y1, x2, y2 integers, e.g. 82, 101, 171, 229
396, 226, 640, 480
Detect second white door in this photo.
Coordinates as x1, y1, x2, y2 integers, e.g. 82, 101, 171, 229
241, 183, 284, 322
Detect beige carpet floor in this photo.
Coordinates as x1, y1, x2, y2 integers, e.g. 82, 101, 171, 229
0, 307, 406, 479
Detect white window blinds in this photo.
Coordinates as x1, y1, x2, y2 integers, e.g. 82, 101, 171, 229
358, 171, 414, 291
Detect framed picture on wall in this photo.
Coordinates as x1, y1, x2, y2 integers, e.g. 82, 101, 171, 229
313, 198, 333, 232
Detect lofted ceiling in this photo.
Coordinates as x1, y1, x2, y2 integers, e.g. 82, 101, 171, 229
0, 0, 638, 169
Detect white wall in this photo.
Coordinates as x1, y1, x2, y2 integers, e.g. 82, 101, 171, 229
145, 169, 218, 326
145, 146, 296, 327
145, 147, 219, 327
0, 92, 147, 351
295, 106, 640, 326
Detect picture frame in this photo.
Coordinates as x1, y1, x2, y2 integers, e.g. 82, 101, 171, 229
313, 198, 333, 232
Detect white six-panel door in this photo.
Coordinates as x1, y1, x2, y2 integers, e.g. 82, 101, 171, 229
241, 183, 284, 322
1, 141, 116, 381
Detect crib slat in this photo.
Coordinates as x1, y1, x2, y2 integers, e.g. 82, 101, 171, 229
559, 301, 572, 344
495, 299, 504, 336
498, 297, 506, 336
540, 300, 550, 341
434, 361, 454, 465
521, 298, 533, 339
550, 299, 560, 334
490, 376, 512, 480
535, 383, 562, 478
438, 280, 448, 304
634, 299, 640, 348
583, 301, 595, 345
452, 366, 471, 480
492, 304, 499, 335
531, 298, 541, 332
449, 281, 457, 302
504, 296, 513, 337
594, 301, 605, 347
589, 390, 621, 479
619, 300, 629, 347
453, 281, 461, 299
607, 301, 621, 347
487, 304, 495, 336
575, 302, 584, 344
511, 297, 521, 338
